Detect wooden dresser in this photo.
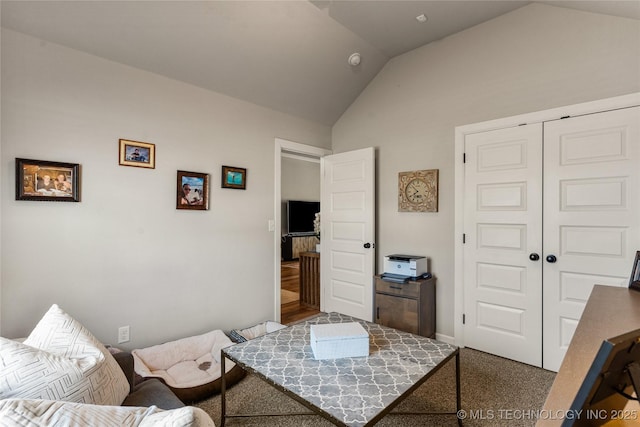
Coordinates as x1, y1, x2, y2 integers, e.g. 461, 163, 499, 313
374, 275, 435, 338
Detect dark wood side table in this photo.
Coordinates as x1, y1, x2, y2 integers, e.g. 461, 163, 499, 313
374, 275, 436, 338
538, 286, 640, 426
299, 252, 320, 309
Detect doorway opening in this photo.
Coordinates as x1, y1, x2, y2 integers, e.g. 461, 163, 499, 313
280, 259, 320, 324
274, 138, 331, 324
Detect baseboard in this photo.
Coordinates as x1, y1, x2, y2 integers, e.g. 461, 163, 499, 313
435, 332, 455, 344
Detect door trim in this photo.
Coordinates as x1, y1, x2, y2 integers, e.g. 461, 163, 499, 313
454, 92, 640, 348
274, 138, 331, 321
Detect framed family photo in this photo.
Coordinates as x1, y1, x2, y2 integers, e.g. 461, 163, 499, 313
221, 165, 246, 190
15, 158, 80, 202
177, 170, 209, 210
630, 251, 640, 292
119, 139, 155, 169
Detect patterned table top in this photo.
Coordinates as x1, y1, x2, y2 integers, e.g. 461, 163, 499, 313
222, 312, 459, 427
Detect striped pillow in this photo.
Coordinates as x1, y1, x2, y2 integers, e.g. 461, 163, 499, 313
0, 304, 129, 405
0, 399, 215, 427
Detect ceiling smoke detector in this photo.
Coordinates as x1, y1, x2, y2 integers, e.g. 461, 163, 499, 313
348, 53, 361, 66
416, 14, 428, 23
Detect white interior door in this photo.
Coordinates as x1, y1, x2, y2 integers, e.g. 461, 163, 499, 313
463, 124, 543, 367
542, 106, 640, 371
320, 147, 375, 321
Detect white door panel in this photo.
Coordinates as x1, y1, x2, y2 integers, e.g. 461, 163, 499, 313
460, 99, 640, 372
542, 106, 640, 371
463, 124, 543, 367
321, 148, 375, 322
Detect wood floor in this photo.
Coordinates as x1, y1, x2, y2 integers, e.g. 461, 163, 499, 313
281, 260, 320, 325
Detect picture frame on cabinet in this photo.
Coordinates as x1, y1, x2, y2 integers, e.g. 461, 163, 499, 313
177, 170, 209, 210
15, 158, 80, 202
630, 251, 640, 292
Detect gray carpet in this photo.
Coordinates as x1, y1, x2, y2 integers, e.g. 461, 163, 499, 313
195, 347, 556, 426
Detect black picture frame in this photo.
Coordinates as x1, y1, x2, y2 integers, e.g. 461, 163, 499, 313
221, 165, 246, 190
630, 251, 640, 292
15, 158, 80, 202
562, 328, 640, 426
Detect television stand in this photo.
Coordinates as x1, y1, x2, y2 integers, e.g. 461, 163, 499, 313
281, 234, 318, 261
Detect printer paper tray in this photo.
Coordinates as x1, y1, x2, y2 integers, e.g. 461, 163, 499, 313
380, 273, 410, 284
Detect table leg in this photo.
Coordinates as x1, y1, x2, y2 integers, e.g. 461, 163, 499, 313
221, 353, 226, 427
456, 350, 462, 426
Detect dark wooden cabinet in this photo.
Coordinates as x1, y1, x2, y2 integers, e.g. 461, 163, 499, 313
299, 252, 320, 309
374, 275, 435, 338
282, 235, 318, 260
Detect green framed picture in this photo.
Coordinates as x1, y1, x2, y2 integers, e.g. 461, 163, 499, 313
221, 165, 246, 190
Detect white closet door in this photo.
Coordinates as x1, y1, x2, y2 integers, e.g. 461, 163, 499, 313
542, 106, 640, 371
463, 124, 543, 367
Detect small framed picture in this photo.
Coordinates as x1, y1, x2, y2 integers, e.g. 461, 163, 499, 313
119, 139, 155, 169
630, 251, 640, 292
221, 165, 246, 190
177, 170, 209, 210
15, 158, 80, 202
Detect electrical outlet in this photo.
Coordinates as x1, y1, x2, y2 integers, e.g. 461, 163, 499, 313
118, 326, 130, 344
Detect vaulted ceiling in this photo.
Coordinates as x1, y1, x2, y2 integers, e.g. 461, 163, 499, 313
2, 1, 639, 125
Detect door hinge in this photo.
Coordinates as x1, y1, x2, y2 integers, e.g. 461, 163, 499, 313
463, 314, 466, 325
463, 153, 466, 163
463, 233, 466, 244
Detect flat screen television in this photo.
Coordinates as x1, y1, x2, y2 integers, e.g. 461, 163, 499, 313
562, 328, 640, 426
286, 200, 320, 235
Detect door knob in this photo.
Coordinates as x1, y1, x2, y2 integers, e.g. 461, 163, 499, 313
546, 255, 557, 263
364, 243, 372, 249
529, 253, 540, 261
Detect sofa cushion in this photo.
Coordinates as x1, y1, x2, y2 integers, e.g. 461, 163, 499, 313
123, 378, 185, 410
0, 304, 129, 406
0, 398, 214, 427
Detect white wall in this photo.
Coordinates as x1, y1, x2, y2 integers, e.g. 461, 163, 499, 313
332, 3, 640, 339
1, 29, 331, 348
281, 157, 320, 203
281, 157, 320, 233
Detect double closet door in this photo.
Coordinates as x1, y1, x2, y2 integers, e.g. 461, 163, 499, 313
463, 106, 640, 371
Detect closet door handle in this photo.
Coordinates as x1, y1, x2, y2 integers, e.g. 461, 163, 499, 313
546, 255, 557, 263
529, 253, 540, 261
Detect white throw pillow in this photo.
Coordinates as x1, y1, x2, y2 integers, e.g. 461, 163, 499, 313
139, 406, 216, 427
0, 399, 215, 427
0, 304, 129, 406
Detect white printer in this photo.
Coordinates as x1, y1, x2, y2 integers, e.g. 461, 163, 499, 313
382, 254, 429, 282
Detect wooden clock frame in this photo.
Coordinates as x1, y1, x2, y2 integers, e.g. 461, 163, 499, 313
398, 169, 439, 212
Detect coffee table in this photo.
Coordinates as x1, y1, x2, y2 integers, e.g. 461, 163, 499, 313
220, 312, 461, 427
